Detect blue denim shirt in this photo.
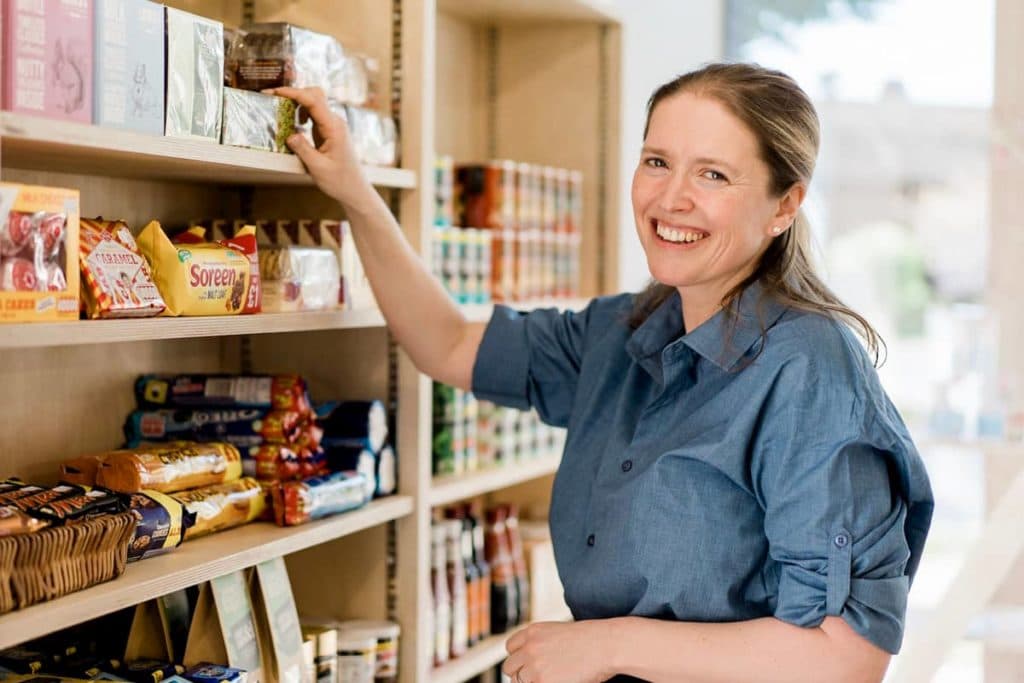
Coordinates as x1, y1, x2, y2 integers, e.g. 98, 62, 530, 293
472, 283, 934, 660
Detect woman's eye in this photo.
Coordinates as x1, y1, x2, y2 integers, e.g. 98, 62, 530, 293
701, 169, 728, 182
644, 157, 667, 169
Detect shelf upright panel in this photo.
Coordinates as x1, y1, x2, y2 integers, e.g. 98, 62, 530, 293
394, 1, 438, 682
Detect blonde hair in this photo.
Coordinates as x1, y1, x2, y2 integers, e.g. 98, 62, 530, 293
629, 62, 884, 365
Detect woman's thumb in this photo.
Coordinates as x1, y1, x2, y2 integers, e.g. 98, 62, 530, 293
287, 133, 324, 170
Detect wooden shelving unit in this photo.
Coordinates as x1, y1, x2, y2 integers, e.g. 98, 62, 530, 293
0, 496, 414, 651
0, 112, 417, 188
0, 2, 622, 682
0, 308, 387, 349
429, 623, 529, 683
430, 455, 562, 507
435, 0, 621, 24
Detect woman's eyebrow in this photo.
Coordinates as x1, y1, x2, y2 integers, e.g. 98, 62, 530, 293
693, 156, 739, 173
640, 145, 671, 157
640, 147, 739, 173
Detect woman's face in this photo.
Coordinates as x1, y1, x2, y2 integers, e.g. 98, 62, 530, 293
632, 92, 801, 301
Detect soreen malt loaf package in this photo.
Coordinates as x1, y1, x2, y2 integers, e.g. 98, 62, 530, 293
137, 221, 251, 316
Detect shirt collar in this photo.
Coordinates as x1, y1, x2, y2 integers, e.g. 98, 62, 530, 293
627, 281, 790, 376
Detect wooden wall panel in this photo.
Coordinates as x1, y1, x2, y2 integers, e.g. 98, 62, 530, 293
0, 169, 239, 231
434, 12, 489, 162
495, 25, 606, 297
288, 525, 390, 622
246, 328, 390, 403
0, 338, 231, 482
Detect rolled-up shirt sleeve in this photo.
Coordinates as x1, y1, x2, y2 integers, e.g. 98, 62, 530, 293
755, 355, 916, 654
471, 301, 593, 427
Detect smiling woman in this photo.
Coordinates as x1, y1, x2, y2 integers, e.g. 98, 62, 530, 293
276, 62, 934, 683
628, 64, 883, 364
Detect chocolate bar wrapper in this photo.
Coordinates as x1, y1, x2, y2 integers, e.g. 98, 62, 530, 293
27, 489, 129, 525
6, 484, 88, 512
127, 491, 195, 561
134, 374, 310, 412
0, 506, 49, 536
221, 87, 296, 153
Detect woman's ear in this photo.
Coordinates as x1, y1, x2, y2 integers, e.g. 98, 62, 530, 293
773, 182, 807, 231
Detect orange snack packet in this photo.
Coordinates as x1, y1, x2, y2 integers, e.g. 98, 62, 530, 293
79, 218, 167, 319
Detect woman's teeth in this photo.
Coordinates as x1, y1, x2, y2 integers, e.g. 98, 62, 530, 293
656, 222, 707, 244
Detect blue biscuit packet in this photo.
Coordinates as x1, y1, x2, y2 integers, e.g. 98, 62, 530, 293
183, 664, 245, 683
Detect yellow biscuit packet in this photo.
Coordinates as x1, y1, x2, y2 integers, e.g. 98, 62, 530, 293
137, 221, 251, 316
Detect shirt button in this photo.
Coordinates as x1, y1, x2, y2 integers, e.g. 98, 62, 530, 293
586, 534, 595, 547
833, 533, 850, 548
621, 460, 633, 473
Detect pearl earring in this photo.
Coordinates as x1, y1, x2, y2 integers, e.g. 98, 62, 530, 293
771, 226, 783, 235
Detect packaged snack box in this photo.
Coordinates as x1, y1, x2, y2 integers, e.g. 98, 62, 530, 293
221, 88, 296, 153
93, 0, 164, 133
165, 6, 223, 141
1, 0, 94, 122
136, 221, 251, 317
0, 183, 80, 322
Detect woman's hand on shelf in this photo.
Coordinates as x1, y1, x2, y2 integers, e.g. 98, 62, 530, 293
264, 86, 377, 210
503, 620, 615, 683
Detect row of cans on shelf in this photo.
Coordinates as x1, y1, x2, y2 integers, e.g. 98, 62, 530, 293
431, 226, 581, 304
432, 384, 566, 477
435, 157, 584, 236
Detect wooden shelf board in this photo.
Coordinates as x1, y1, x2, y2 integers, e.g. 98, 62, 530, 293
437, 0, 621, 24
0, 308, 387, 349
461, 298, 591, 324
0, 495, 414, 650
430, 623, 526, 683
430, 612, 572, 683
0, 113, 416, 189
430, 455, 561, 507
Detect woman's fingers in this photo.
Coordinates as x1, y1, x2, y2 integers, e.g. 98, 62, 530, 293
286, 133, 328, 173
265, 86, 341, 135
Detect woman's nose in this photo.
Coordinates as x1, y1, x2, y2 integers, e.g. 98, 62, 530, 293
656, 172, 695, 212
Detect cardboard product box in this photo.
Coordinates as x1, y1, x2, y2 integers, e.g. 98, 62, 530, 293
249, 558, 304, 683
165, 6, 223, 141
184, 572, 263, 683
1, 0, 93, 121
93, 0, 164, 133
338, 221, 377, 311
222, 87, 296, 153
0, 183, 80, 322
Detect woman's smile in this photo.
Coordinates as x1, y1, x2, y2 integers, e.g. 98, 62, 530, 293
652, 219, 710, 248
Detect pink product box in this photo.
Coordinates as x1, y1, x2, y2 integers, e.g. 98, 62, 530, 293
1, 0, 93, 122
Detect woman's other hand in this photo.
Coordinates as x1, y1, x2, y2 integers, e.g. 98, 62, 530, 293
264, 86, 375, 209
503, 620, 617, 683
